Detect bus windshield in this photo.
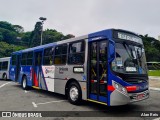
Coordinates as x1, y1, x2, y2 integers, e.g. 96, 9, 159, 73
111, 42, 147, 74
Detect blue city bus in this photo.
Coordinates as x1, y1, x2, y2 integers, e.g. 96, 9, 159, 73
9, 29, 149, 106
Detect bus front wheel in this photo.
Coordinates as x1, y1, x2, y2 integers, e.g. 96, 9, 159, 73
22, 76, 28, 90
68, 82, 82, 105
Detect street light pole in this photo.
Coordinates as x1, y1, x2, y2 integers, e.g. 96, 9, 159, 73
40, 21, 44, 45
39, 17, 47, 45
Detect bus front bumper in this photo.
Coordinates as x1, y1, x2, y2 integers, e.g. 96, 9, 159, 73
110, 89, 149, 106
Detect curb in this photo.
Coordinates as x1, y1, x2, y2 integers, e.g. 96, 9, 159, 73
149, 76, 160, 80
150, 87, 160, 91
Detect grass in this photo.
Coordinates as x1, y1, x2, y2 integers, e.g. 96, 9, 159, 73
148, 70, 160, 76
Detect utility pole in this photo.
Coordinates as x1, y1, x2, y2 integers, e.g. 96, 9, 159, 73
39, 17, 47, 45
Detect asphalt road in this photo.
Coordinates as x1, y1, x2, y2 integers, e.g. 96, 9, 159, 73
0, 80, 160, 120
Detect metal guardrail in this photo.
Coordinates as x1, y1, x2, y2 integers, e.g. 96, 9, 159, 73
147, 62, 160, 70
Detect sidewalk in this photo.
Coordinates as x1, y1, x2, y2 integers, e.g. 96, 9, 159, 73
149, 76, 160, 90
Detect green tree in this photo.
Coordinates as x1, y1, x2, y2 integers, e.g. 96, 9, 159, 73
0, 28, 17, 44
42, 29, 75, 45
0, 21, 18, 44
141, 35, 160, 62
0, 41, 26, 58
0, 32, 3, 41
29, 22, 42, 47
20, 32, 31, 47
0, 21, 15, 32
13, 25, 24, 33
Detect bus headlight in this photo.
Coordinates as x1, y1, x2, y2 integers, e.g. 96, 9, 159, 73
112, 81, 127, 95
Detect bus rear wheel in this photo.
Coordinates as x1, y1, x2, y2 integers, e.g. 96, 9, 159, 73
22, 76, 28, 90
2, 73, 7, 80
68, 82, 82, 105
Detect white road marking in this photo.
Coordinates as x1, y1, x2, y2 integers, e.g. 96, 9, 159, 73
150, 87, 160, 91
0, 82, 11, 88
32, 102, 38, 108
25, 90, 29, 93
153, 117, 160, 120
32, 100, 67, 108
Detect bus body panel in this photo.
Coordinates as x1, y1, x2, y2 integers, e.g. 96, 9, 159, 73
0, 57, 10, 79
40, 38, 88, 100
19, 66, 33, 86
104, 67, 149, 106
9, 66, 16, 81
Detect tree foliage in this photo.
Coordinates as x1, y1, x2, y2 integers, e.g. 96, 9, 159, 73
0, 41, 26, 58
141, 35, 160, 62
1, 20, 159, 62
13, 25, 24, 33
0, 21, 75, 57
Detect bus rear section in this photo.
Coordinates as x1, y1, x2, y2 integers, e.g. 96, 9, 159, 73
0, 57, 10, 80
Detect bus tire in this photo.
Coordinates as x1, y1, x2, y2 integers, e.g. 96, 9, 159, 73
68, 82, 82, 105
22, 76, 28, 90
2, 73, 7, 80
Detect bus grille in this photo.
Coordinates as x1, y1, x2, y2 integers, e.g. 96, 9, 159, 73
125, 79, 147, 84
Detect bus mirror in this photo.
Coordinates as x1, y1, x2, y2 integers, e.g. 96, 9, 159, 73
109, 42, 115, 61
137, 47, 143, 58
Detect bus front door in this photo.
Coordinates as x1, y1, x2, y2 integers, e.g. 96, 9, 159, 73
88, 40, 108, 104
33, 51, 43, 88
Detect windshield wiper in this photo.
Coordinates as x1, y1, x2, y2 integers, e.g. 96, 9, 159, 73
123, 42, 134, 60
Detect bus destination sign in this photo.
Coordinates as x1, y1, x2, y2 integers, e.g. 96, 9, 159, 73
114, 31, 143, 44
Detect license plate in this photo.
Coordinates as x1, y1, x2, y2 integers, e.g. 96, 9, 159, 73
136, 93, 145, 100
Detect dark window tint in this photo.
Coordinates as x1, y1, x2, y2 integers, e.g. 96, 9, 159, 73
55, 46, 61, 55
0, 62, 2, 70
43, 47, 54, 65
35, 52, 42, 66
21, 53, 27, 65
11, 55, 16, 65
68, 41, 85, 64
90, 42, 97, 94
62, 45, 67, 54
28, 52, 33, 58
2, 61, 8, 70
99, 41, 107, 96
54, 44, 67, 65
27, 52, 33, 65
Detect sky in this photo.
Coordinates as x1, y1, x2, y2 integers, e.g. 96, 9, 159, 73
0, 0, 160, 38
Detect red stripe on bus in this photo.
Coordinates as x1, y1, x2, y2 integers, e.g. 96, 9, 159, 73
107, 86, 115, 91
100, 80, 104, 84
125, 86, 137, 92
91, 80, 95, 83
33, 69, 38, 87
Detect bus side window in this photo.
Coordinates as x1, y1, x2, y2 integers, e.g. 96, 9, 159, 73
27, 52, 33, 65
2, 61, 8, 70
43, 47, 54, 65
21, 53, 27, 65
0, 62, 2, 70
54, 44, 67, 65
11, 55, 16, 66
68, 41, 85, 64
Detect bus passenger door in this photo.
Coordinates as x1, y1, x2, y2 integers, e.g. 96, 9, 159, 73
15, 55, 21, 82
88, 40, 108, 104
33, 51, 43, 87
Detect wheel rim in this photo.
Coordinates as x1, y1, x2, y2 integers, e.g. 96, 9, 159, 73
70, 86, 79, 101
23, 78, 26, 88
3, 74, 7, 80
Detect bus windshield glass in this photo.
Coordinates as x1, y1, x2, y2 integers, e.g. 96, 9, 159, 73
111, 42, 147, 74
